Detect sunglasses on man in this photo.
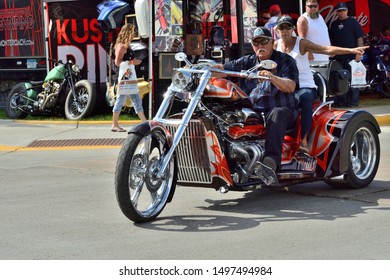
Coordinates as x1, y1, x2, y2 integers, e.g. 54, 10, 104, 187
306, 4, 318, 8
278, 25, 293, 31
252, 38, 271, 46
337, 9, 347, 12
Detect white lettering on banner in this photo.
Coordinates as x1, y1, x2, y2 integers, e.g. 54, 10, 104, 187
57, 44, 108, 83
98, 44, 107, 83
0, 39, 34, 47
87, 44, 96, 82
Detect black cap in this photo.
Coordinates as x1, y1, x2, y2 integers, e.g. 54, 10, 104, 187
336, 2, 348, 10
252, 27, 272, 41
276, 15, 294, 28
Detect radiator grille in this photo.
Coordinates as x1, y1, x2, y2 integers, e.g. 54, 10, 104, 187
166, 120, 212, 183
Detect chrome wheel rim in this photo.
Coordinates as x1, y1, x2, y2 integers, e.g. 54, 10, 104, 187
350, 127, 377, 180
128, 135, 173, 218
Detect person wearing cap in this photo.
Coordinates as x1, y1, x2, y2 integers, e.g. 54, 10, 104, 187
329, 2, 365, 107
274, 15, 367, 153
264, 4, 282, 40
297, 0, 331, 61
215, 27, 299, 172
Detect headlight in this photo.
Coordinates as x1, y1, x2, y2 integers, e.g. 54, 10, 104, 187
72, 64, 80, 73
172, 70, 192, 90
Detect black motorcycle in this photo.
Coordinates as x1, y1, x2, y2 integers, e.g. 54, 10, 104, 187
361, 32, 390, 97
6, 59, 95, 120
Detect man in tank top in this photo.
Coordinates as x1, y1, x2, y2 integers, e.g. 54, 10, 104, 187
297, 0, 331, 62
274, 15, 367, 153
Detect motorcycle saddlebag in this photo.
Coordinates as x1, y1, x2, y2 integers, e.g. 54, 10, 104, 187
329, 69, 350, 96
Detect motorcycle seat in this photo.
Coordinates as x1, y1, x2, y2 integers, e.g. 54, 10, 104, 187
30, 81, 44, 86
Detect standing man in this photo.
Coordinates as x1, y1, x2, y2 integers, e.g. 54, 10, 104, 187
329, 2, 365, 107
297, 0, 331, 61
215, 27, 299, 172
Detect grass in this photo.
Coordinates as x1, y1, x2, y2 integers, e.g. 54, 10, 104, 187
0, 108, 139, 121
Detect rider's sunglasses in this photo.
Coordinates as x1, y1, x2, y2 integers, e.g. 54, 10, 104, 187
252, 38, 271, 46
306, 4, 318, 8
278, 25, 293, 31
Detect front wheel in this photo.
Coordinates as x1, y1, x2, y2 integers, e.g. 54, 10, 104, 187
326, 121, 380, 188
115, 129, 177, 223
64, 80, 95, 120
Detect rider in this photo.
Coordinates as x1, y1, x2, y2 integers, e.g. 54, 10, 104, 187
215, 27, 299, 172
274, 15, 368, 153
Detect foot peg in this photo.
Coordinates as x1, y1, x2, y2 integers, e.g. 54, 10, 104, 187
254, 162, 279, 185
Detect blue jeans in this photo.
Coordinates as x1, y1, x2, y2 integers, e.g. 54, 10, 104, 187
112, 93, 144, 114
294, 88, 318, 139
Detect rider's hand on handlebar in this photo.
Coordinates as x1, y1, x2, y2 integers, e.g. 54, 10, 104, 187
258, 70, 273, 82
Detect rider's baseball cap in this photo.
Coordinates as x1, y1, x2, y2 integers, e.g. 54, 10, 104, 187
252, 27, 272, 41
276, 15, 294, 28
335, 2, 348, 10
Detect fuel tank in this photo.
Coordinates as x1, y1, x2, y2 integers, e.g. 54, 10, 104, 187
203, 77, 253, 108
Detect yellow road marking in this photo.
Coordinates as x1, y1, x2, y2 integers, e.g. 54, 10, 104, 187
0, 145, 121, 152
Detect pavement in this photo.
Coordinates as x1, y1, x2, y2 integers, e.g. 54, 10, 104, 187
0, 105, 390, 151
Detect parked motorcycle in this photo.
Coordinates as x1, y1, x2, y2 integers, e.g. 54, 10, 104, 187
6, 59, 95, 120
361, 32, 390, 97
115, 53, 381, 223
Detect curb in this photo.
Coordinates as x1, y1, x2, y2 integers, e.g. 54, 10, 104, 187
11, 114, 390, 127
374, 115, 390, 127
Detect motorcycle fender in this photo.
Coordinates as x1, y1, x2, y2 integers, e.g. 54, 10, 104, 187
24, 83, 36, 99
336, 111, 381, 174
128, 121, 176, 203
128, 121, 173, 145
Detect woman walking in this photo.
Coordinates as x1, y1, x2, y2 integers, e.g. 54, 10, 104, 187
111, 23, 147, 132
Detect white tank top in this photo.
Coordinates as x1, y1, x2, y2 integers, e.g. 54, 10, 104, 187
301, 13, 331, 62
276, 37, 317, 89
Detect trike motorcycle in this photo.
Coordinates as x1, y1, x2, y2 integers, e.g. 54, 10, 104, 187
115, 53, 381, 223
6, 59, 95, 120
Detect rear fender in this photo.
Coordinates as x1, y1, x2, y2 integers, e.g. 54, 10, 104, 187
312, 107, 380, 177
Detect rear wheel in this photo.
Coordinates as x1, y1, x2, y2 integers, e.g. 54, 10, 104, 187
326, 122, 380, 188
64, 80, 95, 120
115, 129, 177, 223
5, 83, 29, 119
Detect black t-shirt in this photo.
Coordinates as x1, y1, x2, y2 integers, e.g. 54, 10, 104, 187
329, 17, 365, 61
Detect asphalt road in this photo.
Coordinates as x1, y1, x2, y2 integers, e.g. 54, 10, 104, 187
0, 121, 389, 260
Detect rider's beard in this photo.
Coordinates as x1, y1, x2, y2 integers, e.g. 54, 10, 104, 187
309, 12, 319, 19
